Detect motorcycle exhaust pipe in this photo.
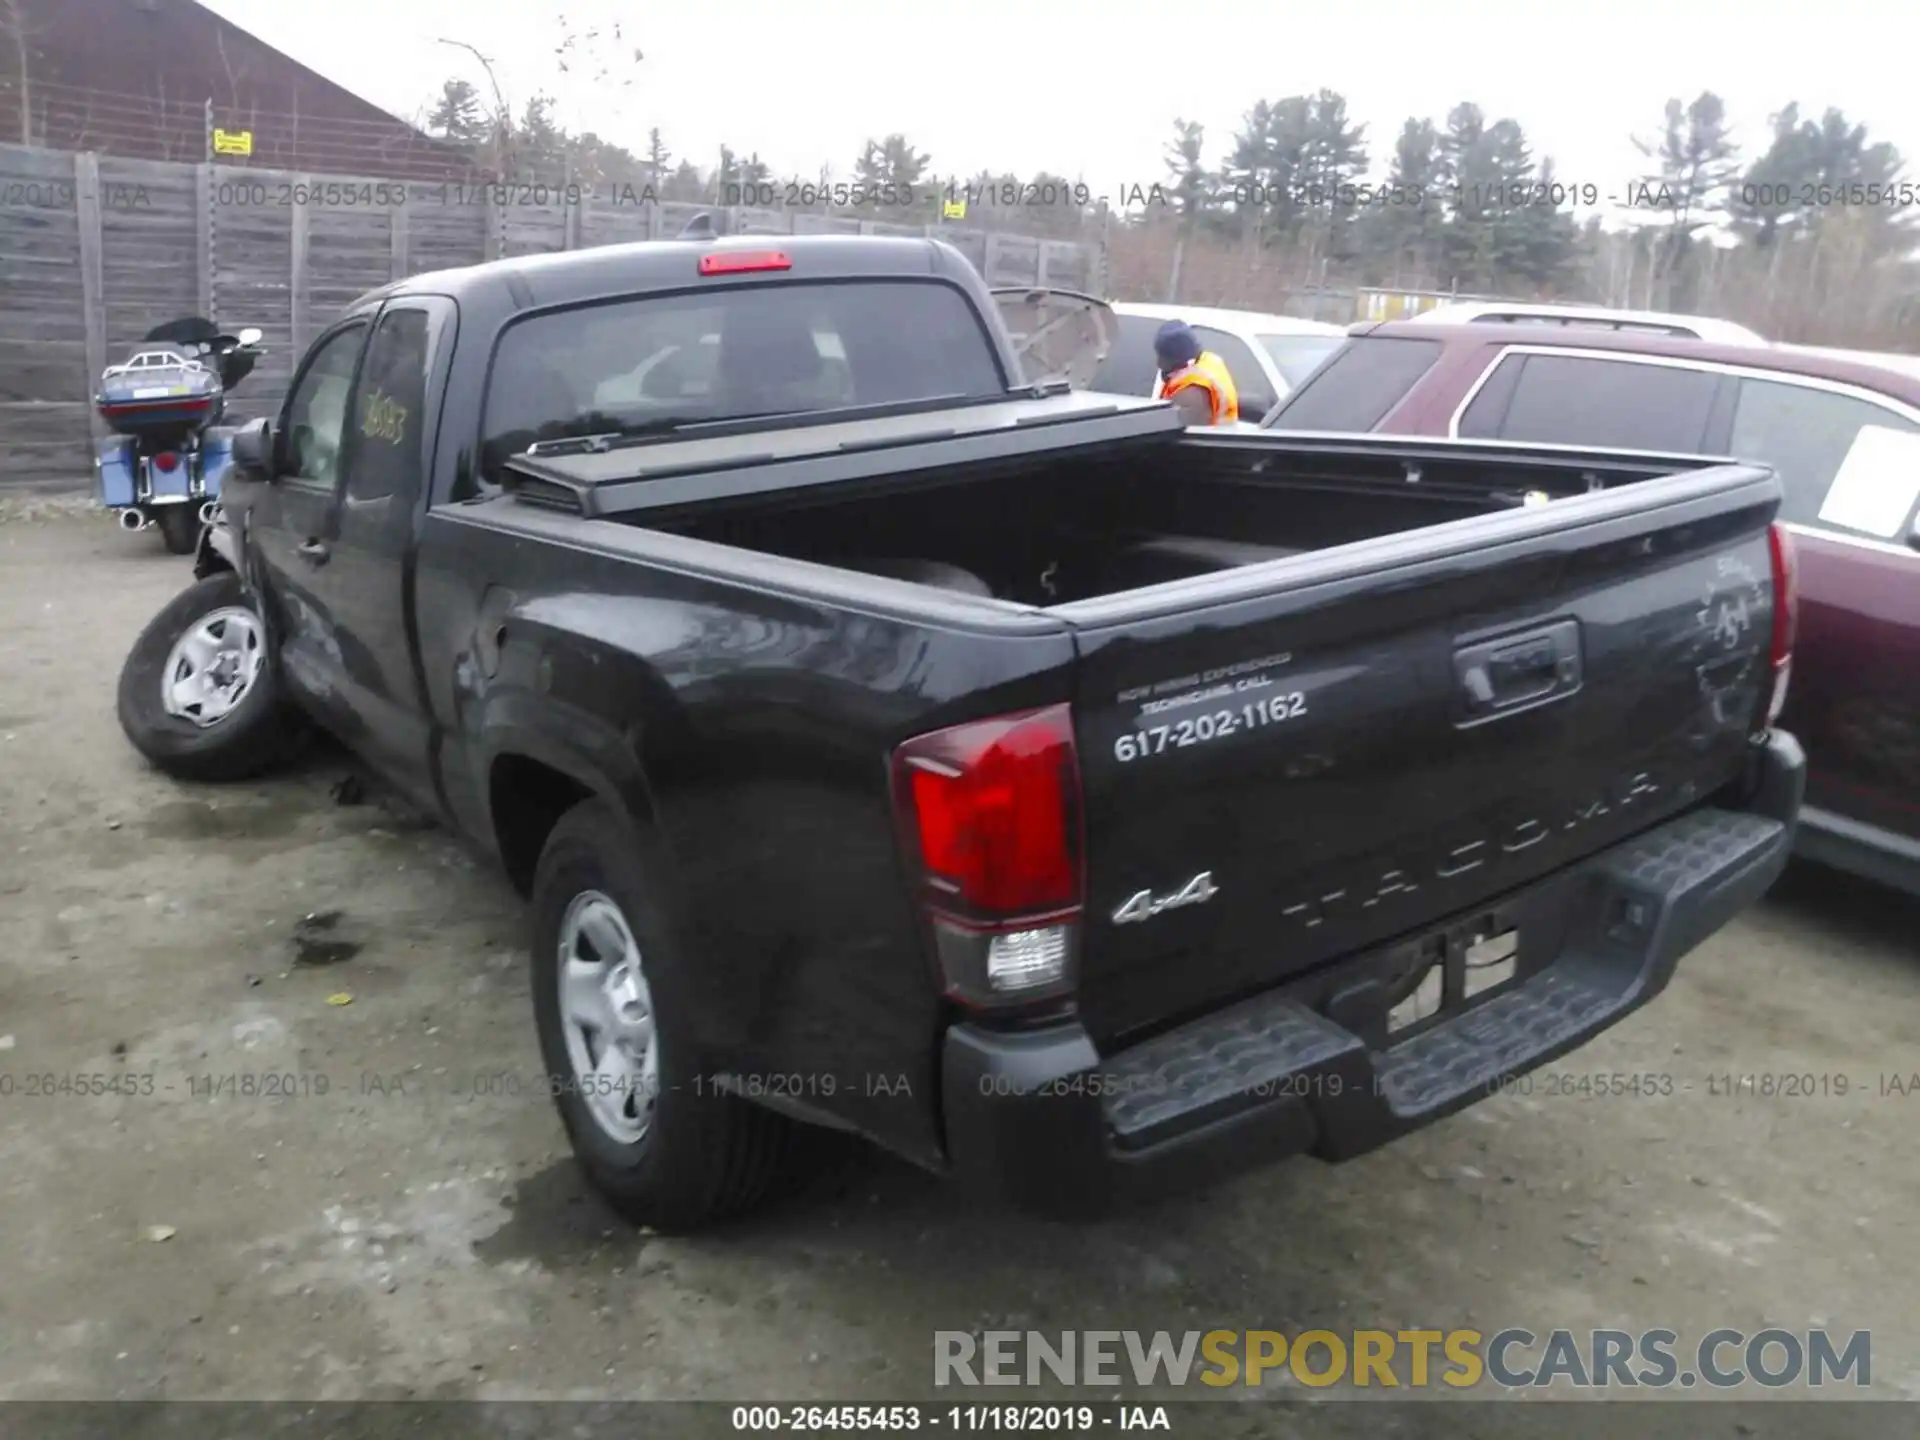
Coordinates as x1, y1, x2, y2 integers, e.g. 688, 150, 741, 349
118, 508, 148, 532
198, 500, 220, 526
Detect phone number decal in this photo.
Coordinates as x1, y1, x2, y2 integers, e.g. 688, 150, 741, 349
1114, 691, 1307, 762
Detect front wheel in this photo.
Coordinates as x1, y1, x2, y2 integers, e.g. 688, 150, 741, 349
530, 801, 794, 1231
116, 571, 308, 781
155, 504, 199, 555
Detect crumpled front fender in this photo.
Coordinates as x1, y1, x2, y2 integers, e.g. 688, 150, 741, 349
191, 518, 238, 581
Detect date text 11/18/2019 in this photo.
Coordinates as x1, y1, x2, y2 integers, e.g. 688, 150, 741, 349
1114, 692, 1307, 764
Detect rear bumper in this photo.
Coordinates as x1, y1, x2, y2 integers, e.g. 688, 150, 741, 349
940, 731, 1803, 1217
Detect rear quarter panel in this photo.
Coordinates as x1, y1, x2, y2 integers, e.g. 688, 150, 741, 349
411, 505, 1080, 1165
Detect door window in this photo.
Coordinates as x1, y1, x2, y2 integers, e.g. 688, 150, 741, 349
1264, 336, 1440, 432
281, 324, 368, 490
1461, 353, 1719, 453
1729, 377, 1920, 535
1192, 327, 1277, 418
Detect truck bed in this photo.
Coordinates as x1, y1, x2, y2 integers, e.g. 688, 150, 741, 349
484, 404, 1787, 1050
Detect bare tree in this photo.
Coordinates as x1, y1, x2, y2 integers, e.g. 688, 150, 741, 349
553, 12, 642, 90
436, 36, 514, 174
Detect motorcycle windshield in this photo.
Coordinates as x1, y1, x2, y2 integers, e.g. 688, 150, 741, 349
142, 316, 223, 347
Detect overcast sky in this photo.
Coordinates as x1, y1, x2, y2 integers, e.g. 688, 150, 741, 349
200, 0, 1914, 214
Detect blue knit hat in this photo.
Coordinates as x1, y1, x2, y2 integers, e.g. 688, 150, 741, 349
1153, 319, 1201, 368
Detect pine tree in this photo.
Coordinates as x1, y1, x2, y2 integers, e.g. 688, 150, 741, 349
426, 78, 487, 145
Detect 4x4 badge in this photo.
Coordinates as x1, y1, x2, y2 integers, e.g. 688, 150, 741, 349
1112, 871, 1219, 925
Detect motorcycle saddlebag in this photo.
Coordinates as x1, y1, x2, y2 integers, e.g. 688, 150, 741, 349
95, 437, 138, 508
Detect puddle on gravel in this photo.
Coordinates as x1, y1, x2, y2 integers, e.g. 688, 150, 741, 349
471, 1161, 637, 1273
292, 909, 364, 967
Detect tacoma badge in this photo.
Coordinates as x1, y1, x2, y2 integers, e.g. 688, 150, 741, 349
1112, 871, 1219, 925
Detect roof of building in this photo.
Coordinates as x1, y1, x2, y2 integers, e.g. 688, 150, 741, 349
0, 0, 476, 181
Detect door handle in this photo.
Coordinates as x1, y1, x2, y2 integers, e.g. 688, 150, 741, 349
1455, 619, 1582, 724
1488, 639, 1558, 683
296, 538, 330, 565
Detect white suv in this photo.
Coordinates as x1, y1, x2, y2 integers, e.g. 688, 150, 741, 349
1093, 302, 1348, 422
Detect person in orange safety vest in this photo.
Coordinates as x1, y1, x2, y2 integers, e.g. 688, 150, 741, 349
1151, 320, 1239, 426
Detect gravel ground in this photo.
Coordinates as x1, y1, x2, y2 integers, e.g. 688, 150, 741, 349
1, 513, 1917, 1437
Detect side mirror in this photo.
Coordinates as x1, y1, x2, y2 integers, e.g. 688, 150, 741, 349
237, 327, 264, 347
1907, 516, 1920, 552
231, 416, 276, 480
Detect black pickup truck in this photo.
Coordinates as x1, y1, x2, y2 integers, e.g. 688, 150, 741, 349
116, 233, 1804, 1229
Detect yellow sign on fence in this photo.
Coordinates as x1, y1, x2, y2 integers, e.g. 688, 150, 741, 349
942, 198, 967, 220
211, 129, 254, 157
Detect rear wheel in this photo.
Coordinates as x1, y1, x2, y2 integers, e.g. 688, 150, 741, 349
155, 504, 199, 555
530, 801, 793, 1230
116, 572, 308, 781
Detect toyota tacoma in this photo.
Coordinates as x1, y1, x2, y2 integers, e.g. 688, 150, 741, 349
116, 233, 1804, 1228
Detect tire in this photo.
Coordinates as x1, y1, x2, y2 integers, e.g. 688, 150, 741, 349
530, 800, 792, 1231
156, 505, 199, 555
116, 571, 309, 782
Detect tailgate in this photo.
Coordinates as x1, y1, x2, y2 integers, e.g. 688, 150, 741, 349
1058, 462, 1783, 1048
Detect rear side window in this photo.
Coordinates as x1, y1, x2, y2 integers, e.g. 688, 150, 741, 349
345, 308, 435, 503
1089, 313, 1166, 397
1192, 326, 1277, 418
1464, 354, 1718, 453
479, 280, 1006, 487
1730, 377, 1920, 531
1262, 336, 1442, 432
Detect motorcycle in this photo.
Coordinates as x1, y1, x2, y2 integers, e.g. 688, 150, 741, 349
94, 317, 265, 555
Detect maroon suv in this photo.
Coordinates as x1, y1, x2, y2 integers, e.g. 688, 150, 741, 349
1265, 320, 1920, 895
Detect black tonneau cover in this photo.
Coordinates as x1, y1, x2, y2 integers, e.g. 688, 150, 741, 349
499, 390, 1183, 519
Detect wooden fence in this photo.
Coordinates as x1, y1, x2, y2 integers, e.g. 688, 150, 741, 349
0, 143, 1108, 491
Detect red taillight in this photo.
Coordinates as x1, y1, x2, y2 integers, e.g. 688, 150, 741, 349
698, 250, 791, 275
896, 705, 1081, 915
152, 451, 179, 473
1764, 522, 1798, 726
892, 704, 1083, 1008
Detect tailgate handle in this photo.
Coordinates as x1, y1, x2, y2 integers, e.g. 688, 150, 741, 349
1456, 619, 1582, 722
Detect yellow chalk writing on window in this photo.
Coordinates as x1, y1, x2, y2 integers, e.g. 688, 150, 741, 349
361, 389, 409, 445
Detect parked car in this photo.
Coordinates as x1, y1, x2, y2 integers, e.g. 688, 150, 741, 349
1402, 300, 1769, 347
116, 235, 1800, 1230
1091, 301, 1347, 420
1266, 318, 1917, 894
